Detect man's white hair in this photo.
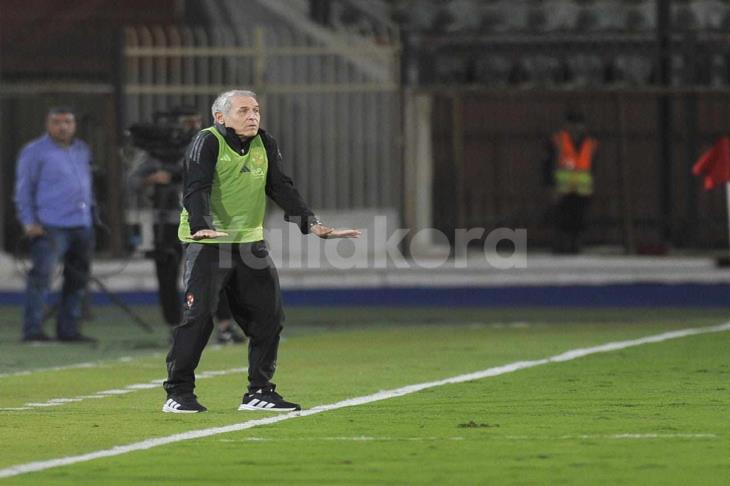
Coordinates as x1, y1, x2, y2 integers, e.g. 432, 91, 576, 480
211, 89, 257, 118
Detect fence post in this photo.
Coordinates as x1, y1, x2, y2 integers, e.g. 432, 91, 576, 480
452, 93, 465, 236
615, 91, 636, 254
656, 0, 674, 244
403, 90, 434, 252
104, 95, 124, 257
253, 26, 266, 97
110, 27, 127, 257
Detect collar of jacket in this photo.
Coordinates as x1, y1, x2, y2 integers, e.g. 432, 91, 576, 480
214, 123, 260, 155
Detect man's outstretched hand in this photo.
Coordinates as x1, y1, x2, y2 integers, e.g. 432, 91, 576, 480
191, 229, 229, 240
24, 224, 44, 239
311, 223, 362, 239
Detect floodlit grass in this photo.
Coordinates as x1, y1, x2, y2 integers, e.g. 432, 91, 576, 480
0, 306, 729, 484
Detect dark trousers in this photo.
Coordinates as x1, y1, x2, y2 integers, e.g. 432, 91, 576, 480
163, 241, 284, 397
554, 194, 591, 254
23, 226, 94, 338
152, 224, 231, 326
154, 248, 183, 326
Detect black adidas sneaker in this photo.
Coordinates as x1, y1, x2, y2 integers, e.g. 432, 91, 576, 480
162, 394, 208, 413
238, 385, 301, 412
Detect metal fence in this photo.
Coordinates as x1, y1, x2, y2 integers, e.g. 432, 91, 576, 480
123, 24, 402, 213
426, 87, 730, 251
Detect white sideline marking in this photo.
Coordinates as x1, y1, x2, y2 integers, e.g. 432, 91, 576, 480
608, 433, 716, 439
220, 434, 717, 442
0, 361, 102, 379
1, 322, 728, 480
0, 355, 160, 379
505, 433, 717, 440
0, 346, 244, 380
218, 436, 467, 442
0, 367, 246, 412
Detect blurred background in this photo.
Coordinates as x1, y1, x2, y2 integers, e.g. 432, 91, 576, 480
1, 0, 730, 309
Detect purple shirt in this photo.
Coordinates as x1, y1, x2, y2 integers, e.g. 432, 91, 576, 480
14, 134, 93, 228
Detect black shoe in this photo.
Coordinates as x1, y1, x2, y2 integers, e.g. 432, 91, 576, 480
22, 332, 52, 343
162, 394, 208, 413
238, 385, 301, 412
58, 334, 97, 343
217, 329, 246, 344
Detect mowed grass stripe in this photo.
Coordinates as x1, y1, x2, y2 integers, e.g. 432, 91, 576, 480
2, 321, 728, 480
0, 367, 246, 411
172, 328, 727, 485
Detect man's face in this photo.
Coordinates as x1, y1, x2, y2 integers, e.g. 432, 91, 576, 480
215, 96, 260, 138
46, 113, 76, 145
567, 121, 586, 140
178, 114, 202, 133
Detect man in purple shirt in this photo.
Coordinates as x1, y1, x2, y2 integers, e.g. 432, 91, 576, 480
14, 107, 96, 342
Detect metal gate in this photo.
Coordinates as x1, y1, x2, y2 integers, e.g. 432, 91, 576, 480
123, 25, 402, 213
427, 88, 730, 251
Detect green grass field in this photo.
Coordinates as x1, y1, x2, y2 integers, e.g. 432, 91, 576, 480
1, 306, 729, 484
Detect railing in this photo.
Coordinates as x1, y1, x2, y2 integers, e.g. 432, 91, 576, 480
123, 24, 402, 212
423, 87, 730, 251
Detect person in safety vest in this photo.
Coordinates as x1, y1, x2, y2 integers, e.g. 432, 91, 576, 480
544, 110, 598, 254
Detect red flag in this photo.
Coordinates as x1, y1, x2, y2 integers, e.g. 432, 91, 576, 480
693, 136, 730, 190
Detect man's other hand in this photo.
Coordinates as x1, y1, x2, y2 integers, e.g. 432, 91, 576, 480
145, 170, 172, 185
311, 223, 362, 239
24, 224, 44, 238
191, 229, 229, 240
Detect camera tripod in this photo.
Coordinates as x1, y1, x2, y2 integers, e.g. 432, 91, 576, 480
41, 273, 155, 333
14, 234, 156, 334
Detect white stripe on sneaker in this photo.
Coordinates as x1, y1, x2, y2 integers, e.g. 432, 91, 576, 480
162, 399, 199, 414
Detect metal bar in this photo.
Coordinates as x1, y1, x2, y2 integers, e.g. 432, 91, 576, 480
351, 90, 364, 208
103, 95, 124, 257
180, 27, 195, 108
194, 27, 210, 121
656, 0, 673, 242
407, 86, 730, 96
126, 83, 399, 95
152, 26, 167, 114
0, 82, 115, 95
726, 183, 730, 262
615, 92, 635, 254
253, 27, 266, 95
337, 61, 351, 209
125, 46, 398, 57
365, 91, 377, 207
310, 53, 325, 208
209, 29, 223, 113
188, 27, 206, 120
139, 26, 154, 122
124, 27, 140, 122
452, 94, 465, 231
325, 54, 337, 208
684, 88, 699, 247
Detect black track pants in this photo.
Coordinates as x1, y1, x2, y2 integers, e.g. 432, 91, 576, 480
163, 241, 284, 396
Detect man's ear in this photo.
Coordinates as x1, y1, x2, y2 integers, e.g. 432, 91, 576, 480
214, 112, 224, 124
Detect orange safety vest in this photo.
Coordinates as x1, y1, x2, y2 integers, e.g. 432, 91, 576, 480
552, 130, 597, 196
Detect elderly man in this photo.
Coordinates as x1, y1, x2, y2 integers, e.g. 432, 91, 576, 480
14, 107, 96, 343
162, 90, 360, 413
